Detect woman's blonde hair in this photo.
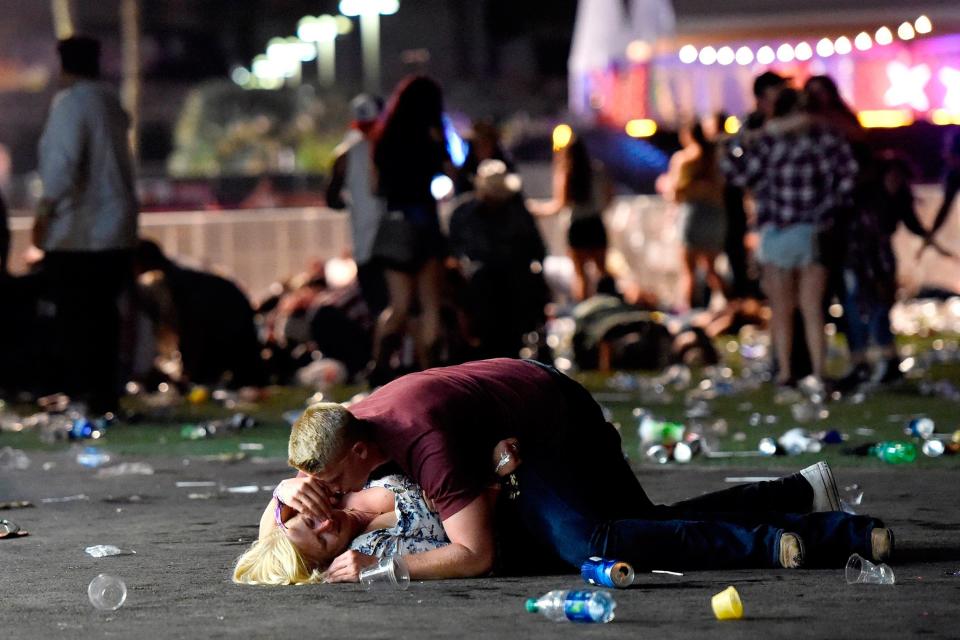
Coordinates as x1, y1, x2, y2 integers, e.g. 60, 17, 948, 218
232, 529, 325, 586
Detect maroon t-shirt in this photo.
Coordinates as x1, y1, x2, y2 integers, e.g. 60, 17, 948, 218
350, 358, 562, 520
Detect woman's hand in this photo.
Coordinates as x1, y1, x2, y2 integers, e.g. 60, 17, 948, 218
324, 550, 379, 583
274, 476, 340, 523
492, 438, 521, 477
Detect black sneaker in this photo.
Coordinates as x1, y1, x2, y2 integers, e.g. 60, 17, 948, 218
874, 359, 903, 385
836, 363, 871, 393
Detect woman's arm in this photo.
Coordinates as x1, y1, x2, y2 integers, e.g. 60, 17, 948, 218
527, 161, 568, 217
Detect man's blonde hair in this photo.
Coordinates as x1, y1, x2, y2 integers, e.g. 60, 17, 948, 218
232, 529, 325, 586
288, 402, 359, 473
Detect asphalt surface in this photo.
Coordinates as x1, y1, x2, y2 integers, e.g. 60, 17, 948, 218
2, 451, 959, 639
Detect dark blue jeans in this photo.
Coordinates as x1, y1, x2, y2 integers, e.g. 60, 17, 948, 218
496, 362, 883, 572
843, 268, 894, 353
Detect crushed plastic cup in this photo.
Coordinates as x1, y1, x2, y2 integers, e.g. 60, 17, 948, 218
845, 553, 895, 585
359, 556, 410, 590
95, 462, 154, 478
0, 519, 21, 535
88, 574, 127, 610
711, 585, 743, 620
0, 447, 30, 471
922, 439, 945, 457
85, 545, 135, 558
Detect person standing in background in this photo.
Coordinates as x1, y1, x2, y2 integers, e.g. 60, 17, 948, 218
326, 94, 389, 318
33, 36, 139, 414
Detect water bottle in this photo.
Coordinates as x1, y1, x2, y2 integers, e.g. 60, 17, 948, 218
76, 447, 111, 468
906, 418, 934, 439
870, 441, 917, 464
525, 589, 616, 623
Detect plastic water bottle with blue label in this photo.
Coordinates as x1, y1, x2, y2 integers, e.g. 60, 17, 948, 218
525, 589, 616, 623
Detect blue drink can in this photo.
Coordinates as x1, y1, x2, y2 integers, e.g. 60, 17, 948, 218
580, 557, 635, 588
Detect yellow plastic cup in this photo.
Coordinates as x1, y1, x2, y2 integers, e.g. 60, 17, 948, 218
711, 585, 744, 620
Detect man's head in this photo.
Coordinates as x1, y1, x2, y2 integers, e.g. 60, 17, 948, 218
475, 159, 522, 204
753, 71, 788, 120
57, 36, 101, 80
288, 403, 376, 493
350, 93, 382, 135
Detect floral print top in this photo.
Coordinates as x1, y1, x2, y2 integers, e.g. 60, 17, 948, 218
349, 475, 450, 557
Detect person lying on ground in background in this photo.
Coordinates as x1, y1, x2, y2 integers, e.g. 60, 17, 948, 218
240, 359, 894, 585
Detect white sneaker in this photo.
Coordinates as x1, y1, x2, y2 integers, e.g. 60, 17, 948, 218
800, 461, 842, 512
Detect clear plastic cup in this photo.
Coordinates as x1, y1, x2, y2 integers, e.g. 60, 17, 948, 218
359, 556, 410, 590
88, 574, 127, 610
711, 585, 743, 620
845, 554, 895, 585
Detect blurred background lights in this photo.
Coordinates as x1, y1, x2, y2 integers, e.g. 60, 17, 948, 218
626, 39, 653, 63
816, 37, 834, 57
776, 43, 795, 62
339, 0, 399, 16
430, 174, 454, 200
915, 15, 933, 35
678, 44, 698, 64
794, 41, 813, 61
716, 46, 735, 65
735, 46, 754, 65
898, 21, 916, 41
698, 46, 717, 65
875, 26, 894, 46
834, 36, 852, 55
854, 32, 873, 50
756, 46, 775, 65
552, 124, 573, 151
723, 115, 741, 134
625, 119, 657, 137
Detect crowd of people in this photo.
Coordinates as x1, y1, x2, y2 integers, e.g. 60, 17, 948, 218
2, 36, 960, 412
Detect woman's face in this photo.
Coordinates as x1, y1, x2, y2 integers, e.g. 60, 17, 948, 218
282, 509, 352, 569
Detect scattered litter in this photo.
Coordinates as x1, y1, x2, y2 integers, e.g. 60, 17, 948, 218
176, 481, 217, 488
651, 570, 683, 576
525, 589, 615, 623
188, 493, 215, 500
96, 463, 154, 478
200, 452, 246, 463
40, 494, 89, 503
711, 586, 743, 620
0, 447, 31, 470
725, 476, 778, 483
88, 574, 127, 611
0, 501, 33, 510
85, 545, 136, 558
359, 556, 410, 591
0, 519, 26, 538
846, 553, 895, 585
225, 485, 259, 494
238, 443, 264, 451
76, 447, 111, 469
42, 462, 57, 471
855, 427, 876, 437
581, 557, 634, 588
944, 570, 960, 577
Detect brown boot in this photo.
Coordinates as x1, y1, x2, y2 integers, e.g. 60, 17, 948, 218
871, 527, 894, 563
779, 532, 806, 569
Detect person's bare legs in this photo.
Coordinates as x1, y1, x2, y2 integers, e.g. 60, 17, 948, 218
569, 248, 588, 302
415, 258, 445, 368
763, 265, 799, 384
679, 247, 698, 311
372, 268, 415, 366
797, 263, 828, 380
702, 250, 728, 305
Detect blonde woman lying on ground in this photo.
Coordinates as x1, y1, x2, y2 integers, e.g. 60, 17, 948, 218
233, 440, 519, 585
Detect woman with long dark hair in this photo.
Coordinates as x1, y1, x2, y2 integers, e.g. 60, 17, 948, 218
368, 75, 453, 379
658, 121, 727, 310
530, 134, 612, 301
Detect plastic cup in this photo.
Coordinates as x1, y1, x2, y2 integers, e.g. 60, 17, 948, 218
711, 585, 743, 620
845, 554, 895, 585
88, 574, 127, 610
359, 556, 410, 591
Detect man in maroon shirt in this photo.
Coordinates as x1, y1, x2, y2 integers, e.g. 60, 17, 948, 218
274, 358, 890, 581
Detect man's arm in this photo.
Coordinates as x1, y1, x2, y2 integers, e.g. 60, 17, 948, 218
324, 493, 496, 581
325, 152, 348, 209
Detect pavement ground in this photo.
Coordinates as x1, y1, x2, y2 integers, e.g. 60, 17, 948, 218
2, 452, 959, 639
